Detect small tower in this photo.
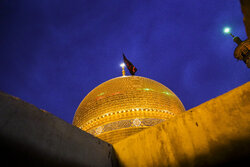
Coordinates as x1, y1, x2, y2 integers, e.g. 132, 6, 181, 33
234, 39, 250, 68
224, 27, 250, 68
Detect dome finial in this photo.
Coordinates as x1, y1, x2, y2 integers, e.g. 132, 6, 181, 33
120, 63, 126, 76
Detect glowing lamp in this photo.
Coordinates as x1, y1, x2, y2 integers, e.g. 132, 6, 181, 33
120, 63, 125, 68
223, 26, 235, 38
224, 27, 231, 34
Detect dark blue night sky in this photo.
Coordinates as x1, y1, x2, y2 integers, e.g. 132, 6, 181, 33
0, 0, 249, 123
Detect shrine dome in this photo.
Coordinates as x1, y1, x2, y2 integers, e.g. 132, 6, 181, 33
73, 76, 185, 144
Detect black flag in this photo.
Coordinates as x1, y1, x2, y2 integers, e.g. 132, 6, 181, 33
123, 54, 137, 75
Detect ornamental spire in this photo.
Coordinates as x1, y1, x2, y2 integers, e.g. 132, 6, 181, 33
120, 63, 126, 76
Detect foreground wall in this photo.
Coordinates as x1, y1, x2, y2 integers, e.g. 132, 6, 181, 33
0, 91, 118, 167
114, 82, 250, 167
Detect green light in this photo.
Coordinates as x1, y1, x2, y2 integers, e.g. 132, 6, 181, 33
143, 88, 153, 91
223, 27, 231, 34
97, 92, 105, 96
162, 91, 171, 95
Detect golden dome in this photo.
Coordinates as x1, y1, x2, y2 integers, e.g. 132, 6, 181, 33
73, 76, 185, 144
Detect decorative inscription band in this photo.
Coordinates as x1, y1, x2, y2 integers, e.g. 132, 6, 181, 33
80, 108, 175, 131
87, 117, 166, 136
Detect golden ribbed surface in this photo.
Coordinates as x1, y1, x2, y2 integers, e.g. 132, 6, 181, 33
73, 76, 185, 144
98, 127, 147, 144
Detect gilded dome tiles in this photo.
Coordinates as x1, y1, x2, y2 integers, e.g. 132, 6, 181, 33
73, 76, 185, 144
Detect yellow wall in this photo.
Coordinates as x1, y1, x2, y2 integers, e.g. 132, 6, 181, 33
113, 82, 250, 167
